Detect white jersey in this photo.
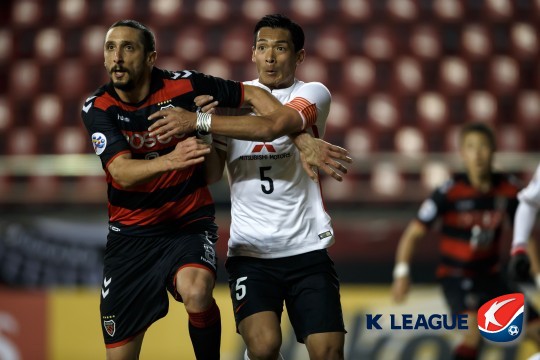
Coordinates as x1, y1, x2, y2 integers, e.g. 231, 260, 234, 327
518, 164, 540, 207
214, 79, 334, 258
512, 163, 540, 249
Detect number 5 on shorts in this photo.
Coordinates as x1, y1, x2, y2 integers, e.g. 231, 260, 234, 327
235, 276, 248, 300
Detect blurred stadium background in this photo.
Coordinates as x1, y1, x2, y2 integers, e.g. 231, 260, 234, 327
1, 0, 540, 359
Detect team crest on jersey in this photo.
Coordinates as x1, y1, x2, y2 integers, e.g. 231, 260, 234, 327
477, 293, 524, 343
252, 143, 276, 153
91, 132, 107, 155
104, 320, 116, 337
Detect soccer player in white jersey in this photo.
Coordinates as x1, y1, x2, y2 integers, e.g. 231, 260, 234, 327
197, 14, 346, 360
509, 163, 540, 286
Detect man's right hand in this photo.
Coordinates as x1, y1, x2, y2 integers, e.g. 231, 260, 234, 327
162, 136, 210, 171
508, 250, 531, 281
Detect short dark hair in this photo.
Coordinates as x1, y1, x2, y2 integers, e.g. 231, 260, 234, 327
459, 122, 497, 150
253, 14, 305, 53
109, 20, 156, 54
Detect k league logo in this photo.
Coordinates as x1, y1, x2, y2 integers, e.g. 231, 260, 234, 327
477, 293, 524, 343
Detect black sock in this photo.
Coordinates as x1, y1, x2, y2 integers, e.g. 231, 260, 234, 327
188, 300, 221, 360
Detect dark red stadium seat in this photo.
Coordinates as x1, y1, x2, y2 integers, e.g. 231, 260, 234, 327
10, 61, 40, 99
483, 0, 513, 21
240, 0, 278, 22
338, 0, 372, 22
368, 93, 400, 130
11, 0, 43, 26
432, 0, 464, 22
34, 28, 64, 63
7, 128, 38, 155
371, 162, 405, 197
466, 91, 497, 124
342, 56, 375, 96
55, 60, 88, 100
32, 94, 63, 132
172, 26, 207, 62
289, 0, 325, 24
416, 92, 448, 129
314, 27, 348, 62
386, 0, 419, 22
487, 56, 519, 95
54, 127, 88, 154
516, 91, 540, 130
296, 58, 329, 85
194, 0, 229, 24
497, 125, 525, 152
439, 57, 470, 95
57, 0, 88, 26
148, 0, 183, 26
0, 97, 13, 132
103, 0, 135, 23
421, 162, 451, 191
394, 126, 426, 156
363, 26, 396, 60
344, 127, 373, 157
409, 25, 442, 60
0, 29, 13, 64
510, 23, 539, 60
461, 24, 492, 60
394, 56, 423, 95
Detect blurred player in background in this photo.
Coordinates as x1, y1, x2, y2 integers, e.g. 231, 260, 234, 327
193, 14, 348, 360
391, 122, 540, 360
81, 19, 347, 360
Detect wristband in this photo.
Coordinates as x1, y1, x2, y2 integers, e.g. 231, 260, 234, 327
393, 262, 410, 279
197, 131, 213, 145
196, 112, 212, 133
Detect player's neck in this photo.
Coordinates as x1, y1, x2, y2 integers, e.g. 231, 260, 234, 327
468, 172, 492, 192
115, 82, 150, 104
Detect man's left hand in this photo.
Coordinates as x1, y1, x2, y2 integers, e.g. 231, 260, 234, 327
148, 107, 197, 140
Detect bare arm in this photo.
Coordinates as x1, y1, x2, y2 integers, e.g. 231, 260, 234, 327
148, 85, 303, 142
107, 137, 210, 189
391, 219, 427, 303
204, 146, 227, 185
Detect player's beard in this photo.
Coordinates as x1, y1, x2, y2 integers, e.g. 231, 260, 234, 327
112, 79, 135, 91
110, 67, 135, 91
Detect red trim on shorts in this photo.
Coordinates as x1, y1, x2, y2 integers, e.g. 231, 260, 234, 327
105, 328, 147, 349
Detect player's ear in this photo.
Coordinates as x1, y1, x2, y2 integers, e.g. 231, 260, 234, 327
251, 46, 256, 63
296, 49, 305, 65
148, 51, 157, 65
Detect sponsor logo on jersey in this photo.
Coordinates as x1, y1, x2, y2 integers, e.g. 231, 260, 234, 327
252, 143, 276, 153
91, 132, 107, 155
477, 293, 524, 343
103, 319, 116, 337
123, 131, 185, 150
117, 114, 130, 122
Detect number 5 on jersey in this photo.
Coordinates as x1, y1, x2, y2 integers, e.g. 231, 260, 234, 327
259, 166, 274, 194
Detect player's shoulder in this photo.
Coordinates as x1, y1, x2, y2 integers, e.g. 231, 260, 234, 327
295, 80, 330, 93
160, 68, 200, 81
81, 84, 111, 116
494, 172, 522, 192
435, 176, 457, 195
292, 80, 331, 103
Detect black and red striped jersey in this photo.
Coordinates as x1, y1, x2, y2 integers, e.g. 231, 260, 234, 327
81, 67, 244, 236
415, 173, 520, 278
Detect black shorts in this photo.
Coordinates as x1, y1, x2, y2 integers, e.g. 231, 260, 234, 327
100, 222, 218, 347
440, 274, 539, 322
225, 249, 346, 343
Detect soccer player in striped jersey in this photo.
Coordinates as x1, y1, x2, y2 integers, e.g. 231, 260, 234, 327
81, 19, 348, 360
392, 122, 540, 359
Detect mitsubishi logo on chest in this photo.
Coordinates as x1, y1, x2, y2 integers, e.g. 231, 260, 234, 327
252, 143, 276, 153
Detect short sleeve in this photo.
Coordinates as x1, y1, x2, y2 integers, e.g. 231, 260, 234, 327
415, 183, 449, 227
81, 96, 130, 169
285, 82, 330, 131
